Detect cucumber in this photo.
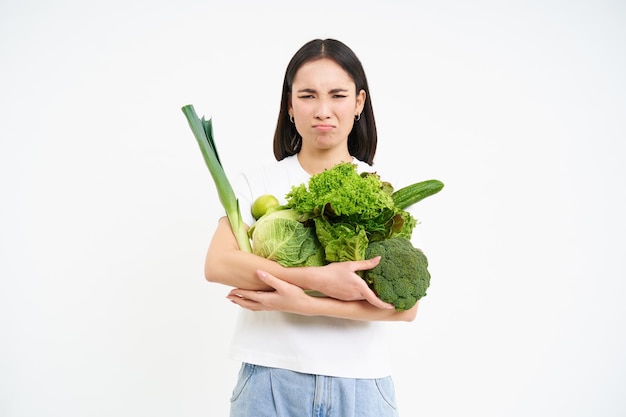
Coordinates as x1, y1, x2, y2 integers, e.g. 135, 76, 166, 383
392, 179, 444, 209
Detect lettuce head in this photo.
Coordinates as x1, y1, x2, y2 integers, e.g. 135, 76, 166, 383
285, 163, 417, 262
248, 208, 325, 267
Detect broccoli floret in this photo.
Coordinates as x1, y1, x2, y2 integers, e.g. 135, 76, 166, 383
362, 237, 430, 311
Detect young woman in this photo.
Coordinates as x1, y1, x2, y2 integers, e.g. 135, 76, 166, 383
205, 39, 417, 417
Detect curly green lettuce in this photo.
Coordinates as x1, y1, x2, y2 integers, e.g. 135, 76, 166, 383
285, 162, 416, 262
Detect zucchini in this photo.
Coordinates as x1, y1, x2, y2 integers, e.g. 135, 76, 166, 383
392, 179, 444, 209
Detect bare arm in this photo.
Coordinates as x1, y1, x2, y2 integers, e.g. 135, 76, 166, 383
205, 217, 393, 309
227, 269, 418, 322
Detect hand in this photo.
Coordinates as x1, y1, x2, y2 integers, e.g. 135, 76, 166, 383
227, 270, 313, 314
311, 257, 394, 310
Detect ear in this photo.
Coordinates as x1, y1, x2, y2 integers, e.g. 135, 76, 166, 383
356, 89, 366, 115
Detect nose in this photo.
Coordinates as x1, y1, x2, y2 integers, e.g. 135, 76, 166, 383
314, 98, 331, 119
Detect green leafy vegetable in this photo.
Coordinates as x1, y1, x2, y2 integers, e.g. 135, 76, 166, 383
181, 105, 252, 252
283, 162, 442, 309
248, 208, 324, 267
285, 162, 416, 262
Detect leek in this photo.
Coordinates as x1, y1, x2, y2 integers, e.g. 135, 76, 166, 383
181, 104, 252, 253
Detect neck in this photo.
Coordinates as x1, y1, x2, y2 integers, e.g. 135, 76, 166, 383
297, 149, 353, 175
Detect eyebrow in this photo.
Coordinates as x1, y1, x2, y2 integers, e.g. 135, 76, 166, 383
296, 88, 350, 94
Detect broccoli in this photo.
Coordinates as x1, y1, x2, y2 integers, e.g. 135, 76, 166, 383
362, 237, 430, 311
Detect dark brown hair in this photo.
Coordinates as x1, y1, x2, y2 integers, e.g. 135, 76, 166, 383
273, 39, 378, 165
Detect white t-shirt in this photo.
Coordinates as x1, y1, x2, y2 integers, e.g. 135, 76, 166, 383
228, 155, 393, 378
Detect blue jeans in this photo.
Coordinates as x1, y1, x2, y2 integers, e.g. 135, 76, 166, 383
229, 363, 400, 417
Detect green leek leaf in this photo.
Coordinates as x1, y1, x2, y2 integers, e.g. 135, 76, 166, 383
181, 104, 252, 253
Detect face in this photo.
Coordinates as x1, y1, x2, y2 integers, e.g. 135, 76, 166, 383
289, 58, 365, 154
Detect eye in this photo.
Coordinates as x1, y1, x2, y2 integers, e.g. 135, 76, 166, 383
298, 94, 315, 99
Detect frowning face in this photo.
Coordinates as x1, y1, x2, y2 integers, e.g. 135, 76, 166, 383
289, 58, 365, 156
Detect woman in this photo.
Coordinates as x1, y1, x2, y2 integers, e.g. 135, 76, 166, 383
205, 39, 417, 417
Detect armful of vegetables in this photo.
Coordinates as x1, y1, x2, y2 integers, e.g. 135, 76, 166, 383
181, 105, 443, 311
249, 162, 443, 311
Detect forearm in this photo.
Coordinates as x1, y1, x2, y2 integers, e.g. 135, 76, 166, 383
206, 247, 316, 290
228, 269, 414, 321
205, 217, 314, 290
305, 297, 418, 322
207, 217, 395, 309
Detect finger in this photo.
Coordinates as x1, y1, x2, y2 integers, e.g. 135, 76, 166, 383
362, 287, 395, 309
228, 294, 263, 311
256, 270, 284, 290
227, 288, 269, 306
227, 288, 251, 298
355, 255, 381, 271
227, 288, 266, 301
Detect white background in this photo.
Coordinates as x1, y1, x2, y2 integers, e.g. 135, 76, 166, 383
1, 1, 625, 416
